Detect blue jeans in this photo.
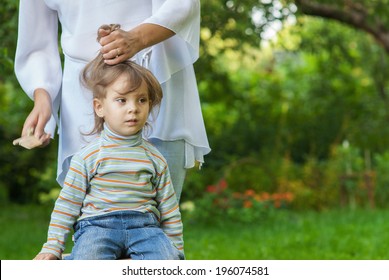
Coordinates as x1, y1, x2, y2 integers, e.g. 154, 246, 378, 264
150, 139, 186, 201
64, 211, 183, 260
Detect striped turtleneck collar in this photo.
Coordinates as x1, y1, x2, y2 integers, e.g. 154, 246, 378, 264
101, 124, 143, 147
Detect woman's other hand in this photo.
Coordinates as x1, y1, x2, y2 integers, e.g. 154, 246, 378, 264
21, 88, 52, 147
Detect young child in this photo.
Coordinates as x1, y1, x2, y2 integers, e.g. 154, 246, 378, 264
33, 40, 184, 260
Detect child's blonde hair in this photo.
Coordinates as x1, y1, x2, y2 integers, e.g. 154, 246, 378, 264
81, 25, 162, 135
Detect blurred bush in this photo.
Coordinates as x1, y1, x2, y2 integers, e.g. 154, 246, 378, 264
183, 141, 389, 223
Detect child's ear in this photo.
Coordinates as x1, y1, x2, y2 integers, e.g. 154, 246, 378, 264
93, 98, 104, 118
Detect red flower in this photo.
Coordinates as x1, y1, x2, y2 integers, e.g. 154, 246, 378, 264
244, 189, 256, 197
260, 192, 271, 201
206, 185, 217, 193
232, 192, 242, 199
284, 192, 294, 202
272, 193, 283, 200
218, 179, 228, 190
243, 200, 253, 208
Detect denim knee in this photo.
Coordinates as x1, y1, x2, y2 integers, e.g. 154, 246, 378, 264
125, 227, 183, 260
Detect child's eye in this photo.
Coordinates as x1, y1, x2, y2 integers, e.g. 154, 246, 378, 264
139, 97, 149, 103
116, 98, 126, 103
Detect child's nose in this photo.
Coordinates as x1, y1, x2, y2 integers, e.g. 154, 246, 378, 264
127, 101, 138, 112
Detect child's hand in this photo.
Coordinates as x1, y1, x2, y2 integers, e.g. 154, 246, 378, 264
33, 253, 59, 260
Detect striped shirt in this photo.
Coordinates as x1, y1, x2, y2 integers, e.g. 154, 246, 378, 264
40, 125, 183, 258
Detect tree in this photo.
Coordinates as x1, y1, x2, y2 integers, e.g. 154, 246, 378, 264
0, 0, 58, 203
0, 0, 18, 82
200, 1, 389, 54
2, 0, 389, 204
293, 0, 389, 53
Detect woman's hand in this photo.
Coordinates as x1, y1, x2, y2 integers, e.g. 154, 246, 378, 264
33, 253, 59, 260
98, 23, 174, 65
21, 88, 52, 147
98, 25, 143, 65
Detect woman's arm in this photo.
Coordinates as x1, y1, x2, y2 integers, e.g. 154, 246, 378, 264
15, 0, 62, 141
99, 0, 200, 64
98, 23, 174, 65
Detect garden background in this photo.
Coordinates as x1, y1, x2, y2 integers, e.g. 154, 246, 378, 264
2, 0, 389, 259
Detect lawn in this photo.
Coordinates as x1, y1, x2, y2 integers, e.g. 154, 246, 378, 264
184, 209, 389, 259
1, 204, 389, 260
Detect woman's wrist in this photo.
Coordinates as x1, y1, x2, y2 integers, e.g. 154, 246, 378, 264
133, 23, 175, 50
33, 88, 52, 105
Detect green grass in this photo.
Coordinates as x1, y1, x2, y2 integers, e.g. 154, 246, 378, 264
0, 203, 72, 260
183, 209, 389, 259
1, 204, 389, 260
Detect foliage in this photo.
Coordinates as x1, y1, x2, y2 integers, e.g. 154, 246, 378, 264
189, 13, 389, 211
183, 178, 294, 224
0, 0, 18, 83
200, 1, 389, 54
3, 1, 389, 209
198, 17, 389, 179
0, 82, 58, 203
0, 0, 59, 203
200, 0, 297, 51
373, 152, 389, 208
186, 140, 385, 213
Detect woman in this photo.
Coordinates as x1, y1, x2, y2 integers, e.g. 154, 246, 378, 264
14, 0, 211, 200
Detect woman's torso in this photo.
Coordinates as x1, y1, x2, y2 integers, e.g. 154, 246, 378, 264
44, 0, 152, 61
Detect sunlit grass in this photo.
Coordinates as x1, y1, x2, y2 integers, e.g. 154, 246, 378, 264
0, 203, 70, 260
183, 209, 389, 260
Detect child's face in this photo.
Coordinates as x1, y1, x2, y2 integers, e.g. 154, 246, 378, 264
94, 73, 150, 136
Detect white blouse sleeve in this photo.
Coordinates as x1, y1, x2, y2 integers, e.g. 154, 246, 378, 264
146, 0, 200, 58
143, 0, 200, 83
14, 0, 62, 102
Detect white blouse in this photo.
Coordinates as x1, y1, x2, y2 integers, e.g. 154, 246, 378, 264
15, 0, 211, 185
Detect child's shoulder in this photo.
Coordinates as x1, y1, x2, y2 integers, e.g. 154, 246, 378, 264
141, 139, 167, 165
73, 136, 102, 160
142, 138, 159, 152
